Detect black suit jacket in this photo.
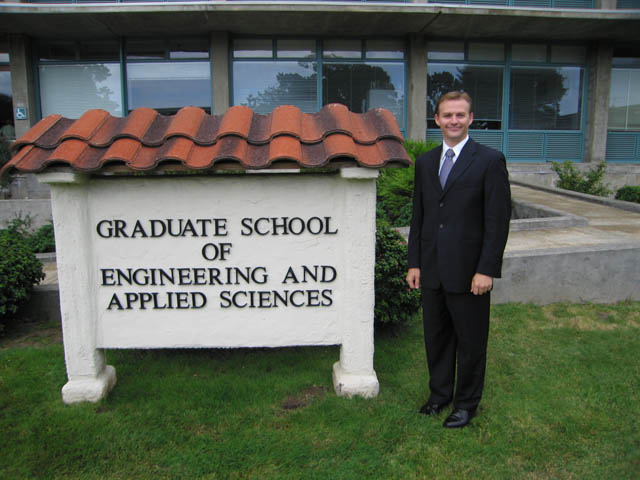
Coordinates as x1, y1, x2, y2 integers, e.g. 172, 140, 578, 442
408, 138, 511, 293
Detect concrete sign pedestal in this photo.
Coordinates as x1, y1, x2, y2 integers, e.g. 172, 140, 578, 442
39, 168, 380, 403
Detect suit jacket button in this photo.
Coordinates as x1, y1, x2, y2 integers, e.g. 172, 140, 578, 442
439, 224, 444, 229
439, 202, 444, 207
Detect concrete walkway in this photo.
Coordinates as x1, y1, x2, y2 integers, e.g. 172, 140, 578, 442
507, 184, 640, 253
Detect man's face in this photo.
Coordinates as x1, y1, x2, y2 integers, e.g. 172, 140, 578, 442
434, 99, 474, 146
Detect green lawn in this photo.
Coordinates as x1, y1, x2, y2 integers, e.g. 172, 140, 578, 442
1, 302, 639, 479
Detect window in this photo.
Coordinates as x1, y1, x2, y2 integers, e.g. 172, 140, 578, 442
38, 40, 123, 119
232, 37, 406, 128
125, 38, 210, 115
233, 39, 317, 114
323, 39, 405, 128
509, 66, 583, 130
0, 49, 13, 139
609, 58, 640, 131
426, 42, 586, 161
427, 42, 504, 130
37, 37, 211, 119
509, 44, 584, 131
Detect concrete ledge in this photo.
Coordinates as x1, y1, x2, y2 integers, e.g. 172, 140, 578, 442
510, 199, 588, 231
493, 243, 640, 304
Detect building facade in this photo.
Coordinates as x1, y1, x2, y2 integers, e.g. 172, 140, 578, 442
1, 0, 639, 191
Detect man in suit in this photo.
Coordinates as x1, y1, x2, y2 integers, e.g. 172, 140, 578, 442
406, 91, 511, 428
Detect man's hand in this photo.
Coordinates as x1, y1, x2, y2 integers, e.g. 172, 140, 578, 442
406, 268, 421, 289
471, 273, 493, 295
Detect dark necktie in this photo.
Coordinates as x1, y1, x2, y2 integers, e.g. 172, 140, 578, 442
440, 148, 455, 188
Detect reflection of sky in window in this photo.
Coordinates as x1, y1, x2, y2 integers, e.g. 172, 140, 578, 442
39, 64, 122, 117
610, 70, 640, 108
429, 65, 461, 80
0, 72, 11, 96
101, 65, 121, 107
233, 62, 316, 106
127, 62, 211, 111
127, 62, 210, 81
558, 67, 581, 116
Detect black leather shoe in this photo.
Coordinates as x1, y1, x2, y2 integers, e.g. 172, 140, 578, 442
419, 401, 450, 416
443, 408, 476, 428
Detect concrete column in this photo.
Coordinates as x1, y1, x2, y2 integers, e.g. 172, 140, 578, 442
8, 34, 37, 139
332, 168, 379, 398
37, 172, 116, 404
407, 34, 427, 141
211, 32, 230, 115
584, 43, 613, 163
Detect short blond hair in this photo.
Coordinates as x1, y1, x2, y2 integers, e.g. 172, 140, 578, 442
435, 91, 473, 115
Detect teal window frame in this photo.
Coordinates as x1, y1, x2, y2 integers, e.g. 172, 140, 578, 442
606, 58, 640, 162
230, 36, 408, 134
427, 41, 588, 163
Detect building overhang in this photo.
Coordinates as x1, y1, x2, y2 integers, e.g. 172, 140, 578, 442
0, 2, 639, 42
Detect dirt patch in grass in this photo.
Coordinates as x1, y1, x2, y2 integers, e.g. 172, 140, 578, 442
281, 385, 327, 411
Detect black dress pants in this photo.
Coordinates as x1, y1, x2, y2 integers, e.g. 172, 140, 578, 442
421, 286, 491, 410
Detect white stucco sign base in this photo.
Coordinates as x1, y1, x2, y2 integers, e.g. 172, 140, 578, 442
39, 168, 380, 404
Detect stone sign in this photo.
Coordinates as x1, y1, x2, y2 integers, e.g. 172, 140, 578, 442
40, 169, 381, 403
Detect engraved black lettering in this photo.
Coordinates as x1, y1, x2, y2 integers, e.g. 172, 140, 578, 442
107, 293, 124, 310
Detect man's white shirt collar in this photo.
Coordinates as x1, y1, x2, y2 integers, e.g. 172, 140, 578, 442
439, 136, 469, 173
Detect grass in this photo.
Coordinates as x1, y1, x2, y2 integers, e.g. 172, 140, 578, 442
1, 302, 639, 479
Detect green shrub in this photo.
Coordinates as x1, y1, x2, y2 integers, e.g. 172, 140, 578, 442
2, 216, 56, 254
374, 220, 421, 330
26, 223, 56, 253
615, 185, 640, 204
0, 228, 45, 333
551, 160, 612, 197
377, 139, 438, 226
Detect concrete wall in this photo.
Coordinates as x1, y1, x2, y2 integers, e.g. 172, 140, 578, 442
508, 163, 640, 192
0, 198, 52, 230
493, 244, 640, 304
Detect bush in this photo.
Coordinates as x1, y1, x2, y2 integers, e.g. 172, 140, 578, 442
551, 160, 612, 197
615, 185, 640, 204
377, 139, 438, 226
0, 228, 45, 333
375, 220, 421, 330
26, 223, 56, 253
2, 216, 56, 253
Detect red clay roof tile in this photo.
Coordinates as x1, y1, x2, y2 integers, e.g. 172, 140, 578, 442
1, 104, 410, 179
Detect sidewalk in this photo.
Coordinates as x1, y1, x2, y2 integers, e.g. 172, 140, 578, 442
506, 183, 640, 253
